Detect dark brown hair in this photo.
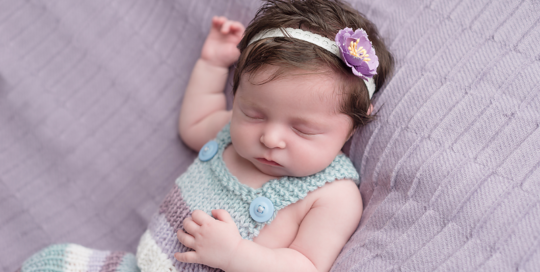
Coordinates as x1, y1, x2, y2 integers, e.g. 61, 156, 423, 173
233, 0, 394, 130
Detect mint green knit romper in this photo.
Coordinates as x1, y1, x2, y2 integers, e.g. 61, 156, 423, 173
20, 124, 359, 272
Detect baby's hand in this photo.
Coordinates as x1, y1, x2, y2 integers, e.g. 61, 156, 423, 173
175, 209, 243, 270
200, 16, 245, 68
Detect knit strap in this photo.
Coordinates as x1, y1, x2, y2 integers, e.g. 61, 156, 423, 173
210, 124, 360, 211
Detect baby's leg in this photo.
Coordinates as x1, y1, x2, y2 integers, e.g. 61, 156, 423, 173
19, 243, 139, 272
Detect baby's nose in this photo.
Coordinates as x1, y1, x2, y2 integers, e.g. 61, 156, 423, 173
260, 132, 286, 149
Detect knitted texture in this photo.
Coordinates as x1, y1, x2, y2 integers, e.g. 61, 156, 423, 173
4, 0, 540, 271
331, 1, 540, 271
20, 244, 139, 272
20, 124, 359, 272
136, 124, 360, 271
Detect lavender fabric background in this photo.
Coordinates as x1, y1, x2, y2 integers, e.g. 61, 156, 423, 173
1, 0, 539, 271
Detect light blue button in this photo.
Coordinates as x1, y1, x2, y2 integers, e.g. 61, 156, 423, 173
198, 140, 218, 162
249, 196, 274, 223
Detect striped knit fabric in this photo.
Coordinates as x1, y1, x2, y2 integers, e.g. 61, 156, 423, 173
136, 124, 360, 271
19, 244, 139, 272
20, 124, 359, 272
4, 1, 540, 271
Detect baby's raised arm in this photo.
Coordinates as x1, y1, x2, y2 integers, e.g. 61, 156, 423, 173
178, 17, 244, 151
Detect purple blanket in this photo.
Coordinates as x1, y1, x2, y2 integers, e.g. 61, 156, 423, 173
1, 0, 539, 271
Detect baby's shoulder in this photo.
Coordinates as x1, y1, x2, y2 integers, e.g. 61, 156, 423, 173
307, 178, 362, 210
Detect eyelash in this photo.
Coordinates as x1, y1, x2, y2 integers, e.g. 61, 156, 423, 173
242, 110, 263, 120
293, 127, 317, 136
241, 108, 318, 135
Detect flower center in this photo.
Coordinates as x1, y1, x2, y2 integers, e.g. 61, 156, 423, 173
348, 39, 371, 62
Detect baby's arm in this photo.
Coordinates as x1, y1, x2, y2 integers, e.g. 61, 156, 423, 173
178, 17, 244, 151
176, 180, 363, 272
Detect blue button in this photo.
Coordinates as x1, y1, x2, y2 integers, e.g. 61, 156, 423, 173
249, 196, 274, 223
198, 140, 218, 162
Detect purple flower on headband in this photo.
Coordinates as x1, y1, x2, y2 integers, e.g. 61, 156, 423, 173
335, 28, 379, 80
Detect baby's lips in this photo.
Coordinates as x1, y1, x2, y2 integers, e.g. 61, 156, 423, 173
256, 158, 282, 167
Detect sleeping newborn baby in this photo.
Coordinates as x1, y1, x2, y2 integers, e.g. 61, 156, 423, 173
20, 0, 393, 271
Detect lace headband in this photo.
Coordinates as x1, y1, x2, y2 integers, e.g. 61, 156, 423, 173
248, 27, 378, 99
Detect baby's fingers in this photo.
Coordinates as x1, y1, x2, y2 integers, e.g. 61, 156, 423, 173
221, 20, 245, 36
212, 209, 234, 224
175, 251, 199, 264
212, 16, 226, 28
220, 20, 233, 34
177, 230, 196, 249
183, 217, 200, 234
229, 21, 245, 34
191, 210, 213, 225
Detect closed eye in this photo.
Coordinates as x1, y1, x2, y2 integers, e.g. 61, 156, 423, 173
293, 127, 319, 136
241, 109, 264, 120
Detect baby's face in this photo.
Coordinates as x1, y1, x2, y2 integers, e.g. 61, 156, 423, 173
230, 66, 353, 177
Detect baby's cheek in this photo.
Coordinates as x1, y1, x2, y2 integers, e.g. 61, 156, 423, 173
292, 145, 334, 175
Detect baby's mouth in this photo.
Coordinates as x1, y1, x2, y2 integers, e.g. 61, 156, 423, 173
256, 158, 282, 167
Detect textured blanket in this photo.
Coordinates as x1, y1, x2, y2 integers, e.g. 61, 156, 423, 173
1, 0, 539, 271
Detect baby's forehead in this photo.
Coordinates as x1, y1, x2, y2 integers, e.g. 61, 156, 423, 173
243, 65, 340, 91
239, 67, 345, 112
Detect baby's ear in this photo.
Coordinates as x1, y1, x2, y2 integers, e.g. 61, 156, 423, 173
367, 104, 374, 115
